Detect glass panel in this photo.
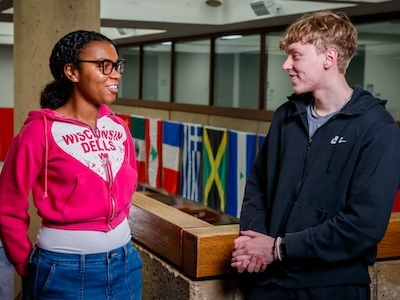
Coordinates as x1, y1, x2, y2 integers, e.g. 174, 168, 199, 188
356, 20, 400, 120
175, 40, 210, 105
265, 32, 292, 111
266, 21, 400, 120
119, 47, 140, 99
142, 43, 171, 102
214, 35, 260, 109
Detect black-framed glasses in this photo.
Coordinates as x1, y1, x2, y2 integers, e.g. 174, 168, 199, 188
76, 59, 125, 75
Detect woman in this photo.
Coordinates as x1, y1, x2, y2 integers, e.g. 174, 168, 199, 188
0, 30, 142, 299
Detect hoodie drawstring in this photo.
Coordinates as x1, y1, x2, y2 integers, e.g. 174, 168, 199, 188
43, 115, 49, 198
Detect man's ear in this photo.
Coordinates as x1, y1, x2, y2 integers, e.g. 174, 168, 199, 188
324, 48, 338, 69
64, 63, 79, 82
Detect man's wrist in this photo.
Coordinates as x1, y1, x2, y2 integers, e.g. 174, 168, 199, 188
274, 236, 287, 261
279, 238, 286, 260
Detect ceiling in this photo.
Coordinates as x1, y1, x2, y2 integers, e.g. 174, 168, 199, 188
0, 0, 399, 46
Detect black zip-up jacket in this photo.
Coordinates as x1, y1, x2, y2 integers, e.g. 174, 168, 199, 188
240, 85, 400, 288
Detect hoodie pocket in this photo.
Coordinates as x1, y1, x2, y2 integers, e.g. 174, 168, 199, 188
113, 163, 138, 212
285, 201, 326, 232
270, 200, 326, 234
62, 171, 109, 223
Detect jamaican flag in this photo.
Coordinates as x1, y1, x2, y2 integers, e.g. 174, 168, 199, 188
202, 126, 227, 212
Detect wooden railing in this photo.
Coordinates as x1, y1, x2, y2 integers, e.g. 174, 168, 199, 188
130, 192, 400, 279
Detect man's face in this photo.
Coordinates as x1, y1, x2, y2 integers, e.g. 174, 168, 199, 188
282, 41, 326, 95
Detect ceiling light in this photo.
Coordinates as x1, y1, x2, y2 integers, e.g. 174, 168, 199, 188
250, 0, 281, 16
205, 0, 222, 7
117, 28, 136, 36
220, 35, 243, 40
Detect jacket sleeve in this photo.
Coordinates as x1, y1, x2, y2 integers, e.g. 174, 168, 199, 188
239, 135, 270, 234
0, 120, 45, 276
286, 123, 400, 263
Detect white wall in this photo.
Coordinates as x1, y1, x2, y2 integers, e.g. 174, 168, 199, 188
0, 45, 14, 107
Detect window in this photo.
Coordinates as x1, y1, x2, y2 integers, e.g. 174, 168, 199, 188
119, 47, 140, 99
214, 35, 260, 109
174, 40, 210, 105
142, 43, 171, 102
355, 21, 400, 120
116, 18, 400, 122
264, 32, 292, 110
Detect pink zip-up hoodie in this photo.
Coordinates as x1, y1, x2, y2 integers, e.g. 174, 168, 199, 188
0, 105, 138, 276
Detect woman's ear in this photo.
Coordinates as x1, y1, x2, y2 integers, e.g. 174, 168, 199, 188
324, 48, 338, 69
64, 63, 79, 82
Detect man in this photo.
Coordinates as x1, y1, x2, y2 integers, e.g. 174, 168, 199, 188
231, 11, 400, 300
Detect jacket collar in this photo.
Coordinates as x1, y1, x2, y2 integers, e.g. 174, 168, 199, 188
287, 85, 386, 118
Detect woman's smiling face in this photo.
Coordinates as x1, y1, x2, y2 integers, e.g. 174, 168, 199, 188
73, 40, 122, 106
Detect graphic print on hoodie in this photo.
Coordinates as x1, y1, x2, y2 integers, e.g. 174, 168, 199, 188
52, 117, 126, 181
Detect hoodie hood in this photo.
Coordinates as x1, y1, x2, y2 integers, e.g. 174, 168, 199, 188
288, 85, 387, 118
23, 104, 114, 126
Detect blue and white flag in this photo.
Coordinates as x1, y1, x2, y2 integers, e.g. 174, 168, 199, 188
226, 130, 256, 218
180, 123, 203, 202
257, 134, 267, 153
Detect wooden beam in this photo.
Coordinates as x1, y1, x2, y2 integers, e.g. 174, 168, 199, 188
0, 0, 13, 12
131, 193, 400, 279
182, 225, 239, 278
131, 192, 212, 268
377, 212, 400, 259
0, 13, 12, 22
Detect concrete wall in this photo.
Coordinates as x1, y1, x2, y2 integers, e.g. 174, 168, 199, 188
134, 239, 400, 300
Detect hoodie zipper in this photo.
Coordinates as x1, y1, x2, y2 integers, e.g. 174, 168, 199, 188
104, 158, 116, 229
92, 126, 116, 229
293, 137, 313, 199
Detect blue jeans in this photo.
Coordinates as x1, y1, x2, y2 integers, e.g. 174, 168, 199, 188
0, 241, 14, 300
23, 241, 142, 300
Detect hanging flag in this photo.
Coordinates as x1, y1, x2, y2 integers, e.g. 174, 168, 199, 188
181, 123, 203, 202
203, 126, 227, 212
146, 118, 162, 188
131, 115, 147, 183
115, 113, 131, 128
258, 133, 267, 153
393, 189, 400, 212
226, 130, 256, 218
162, 120, 182, 195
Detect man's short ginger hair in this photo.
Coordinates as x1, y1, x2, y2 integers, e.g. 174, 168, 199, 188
279, 11, 358, 74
